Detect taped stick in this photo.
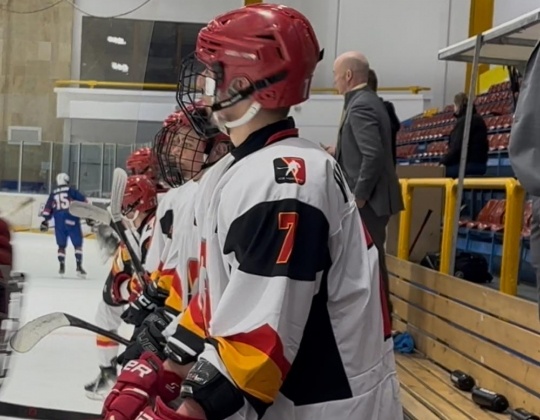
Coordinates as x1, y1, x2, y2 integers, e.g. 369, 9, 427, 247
110, 168, 146, 288
10, 312, 129, 354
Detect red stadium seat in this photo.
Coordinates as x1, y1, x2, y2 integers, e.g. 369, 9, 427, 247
467, 199, 499, 229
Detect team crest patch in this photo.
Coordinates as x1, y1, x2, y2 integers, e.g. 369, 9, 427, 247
273, 157, 306, 185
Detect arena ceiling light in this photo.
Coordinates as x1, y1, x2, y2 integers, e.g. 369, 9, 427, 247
111, 62, 129, 74
107, 36, 127, 46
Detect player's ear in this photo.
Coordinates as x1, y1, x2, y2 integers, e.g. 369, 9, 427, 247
228, 77, 250, 97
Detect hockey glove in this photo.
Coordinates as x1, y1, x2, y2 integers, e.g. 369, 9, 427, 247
122, 281, 168, 327
103, 272, 132, 306
39, 220, 49, 232
103, 352, 182, 420
117, 309, 171, 366
136, 397, 202, 420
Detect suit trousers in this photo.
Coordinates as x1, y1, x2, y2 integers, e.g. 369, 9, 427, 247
359, 205, 392, 318
531, 196, 540, 318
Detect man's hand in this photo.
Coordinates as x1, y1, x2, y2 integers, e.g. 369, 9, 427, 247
117, 309, 171, 366
39, 220, 49, 232
122, 281, 168, 327
320, 143, 336, 157
103, 352, 182, 420
356, 198, 366, 208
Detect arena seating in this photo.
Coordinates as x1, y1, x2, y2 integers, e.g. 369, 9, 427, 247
396, 81, 514, 176
388, 255, 540, 419
396, 80, 536, 286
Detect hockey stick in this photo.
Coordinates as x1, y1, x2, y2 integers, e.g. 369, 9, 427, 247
0, 271, 25, 392
408, 209, 433, 255
69, 201, 111, 225
110, 168, 146, 288
0, 401, 100, 420
10, 312, 130, 353
0, 197, 35, 218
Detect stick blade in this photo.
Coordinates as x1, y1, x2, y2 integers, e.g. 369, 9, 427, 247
110, 168, 128, 222
10, 312, 70, 353
69, 201, 111, 225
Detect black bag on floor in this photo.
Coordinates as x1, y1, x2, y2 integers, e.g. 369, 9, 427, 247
420, 251, 493, 283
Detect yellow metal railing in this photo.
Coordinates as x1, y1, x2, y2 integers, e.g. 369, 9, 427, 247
54, 80, 431, 95
397, 177, 525, 295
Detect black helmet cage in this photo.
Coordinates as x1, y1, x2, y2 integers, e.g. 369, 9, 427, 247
176, 54, 220, 138
152, 123, 206, 188
176, 53, 289, 137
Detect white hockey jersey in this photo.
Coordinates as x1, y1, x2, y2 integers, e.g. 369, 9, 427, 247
179, 122, 402, 420
105, 213, 156, 304
145, 188, 178, 275
161, 180, 199, 315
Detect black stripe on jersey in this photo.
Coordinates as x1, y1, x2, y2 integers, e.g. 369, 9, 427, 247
160, 209, 174, 239
333, 164, 349, 203
280, 268, 353, 405
223, 199, 331, 281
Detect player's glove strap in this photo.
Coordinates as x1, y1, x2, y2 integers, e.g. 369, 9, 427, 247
180, 358, 244, 420
117, 309, 171, 366
122, 281, 169, 326
164, 326, 205, 366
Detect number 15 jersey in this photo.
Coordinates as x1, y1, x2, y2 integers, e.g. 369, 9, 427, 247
42, 186, 87, 226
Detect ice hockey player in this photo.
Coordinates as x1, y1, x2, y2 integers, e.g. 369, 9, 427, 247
102, 4, 401, 420
126, 147, 168, 194
40, 173, 88, 278
84, 174, 158, 400
94, 147, 166, 261
117, 106, 232, 365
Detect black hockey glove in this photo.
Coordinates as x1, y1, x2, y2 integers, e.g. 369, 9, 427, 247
121, 281, 168, 327
116, 308, 171, 366
39, 220, 48, 232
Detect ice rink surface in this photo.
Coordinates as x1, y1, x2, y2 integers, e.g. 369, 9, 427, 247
0, 232, 130, 418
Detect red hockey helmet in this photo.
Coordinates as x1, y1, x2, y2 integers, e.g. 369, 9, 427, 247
176, 4, 323, 136
126, 148, 158, 182
122, 175, 158, 215
153, 105, 232, 187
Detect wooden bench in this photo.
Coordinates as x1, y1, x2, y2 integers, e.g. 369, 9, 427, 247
387, 255, 540, 419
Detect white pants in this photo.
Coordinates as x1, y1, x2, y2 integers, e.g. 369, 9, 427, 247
94, 300, 125, 367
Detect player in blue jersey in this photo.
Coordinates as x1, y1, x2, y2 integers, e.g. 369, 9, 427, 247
41, 173, 88, 278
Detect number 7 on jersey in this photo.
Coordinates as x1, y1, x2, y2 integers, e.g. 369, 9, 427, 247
277, 212, 299, 264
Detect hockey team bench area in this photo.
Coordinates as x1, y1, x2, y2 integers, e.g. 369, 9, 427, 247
387, 255, 540, 419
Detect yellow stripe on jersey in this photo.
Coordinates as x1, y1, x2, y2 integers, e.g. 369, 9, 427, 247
165, 270, 182, 314
120, 245, 131, 262
178, 294, 206, 339
213, 336, 283, 404
150, 269, 161, 282
155, 268, 174, 293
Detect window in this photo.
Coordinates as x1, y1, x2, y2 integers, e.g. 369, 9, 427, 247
80, 17, 204, 86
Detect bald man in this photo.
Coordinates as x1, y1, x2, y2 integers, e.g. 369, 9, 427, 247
331, 52, 403, 317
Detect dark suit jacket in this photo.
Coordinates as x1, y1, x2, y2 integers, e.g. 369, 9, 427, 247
336, 87, 404, 217
383, 100, 400, 165
509, 40, 540, 196
440, 108, 488, 166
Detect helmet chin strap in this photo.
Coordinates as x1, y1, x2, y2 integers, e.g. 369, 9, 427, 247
122, 210, 140, 234
213, 101, 262, 134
